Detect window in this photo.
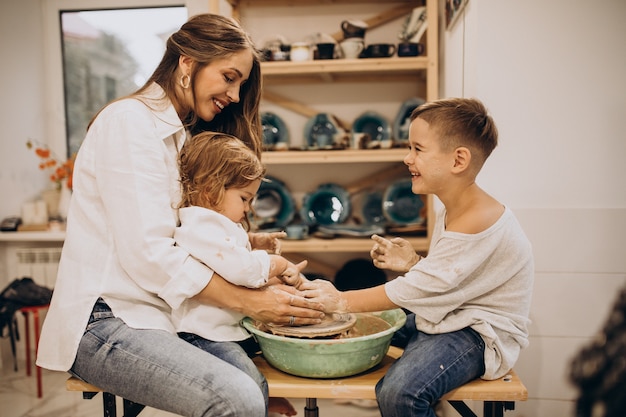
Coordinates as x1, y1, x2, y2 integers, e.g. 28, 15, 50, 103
43, 0, 210, 158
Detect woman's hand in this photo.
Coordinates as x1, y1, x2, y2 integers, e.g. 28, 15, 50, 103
299, 279, 348, 314
252, 283, 325, 325
370, 234, 420, 272
249, 231, 287, 254
195, 263, 324, 326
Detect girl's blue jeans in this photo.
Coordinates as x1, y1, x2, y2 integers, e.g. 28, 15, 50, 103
376, 313, 486, 417
69, 298, 266, 417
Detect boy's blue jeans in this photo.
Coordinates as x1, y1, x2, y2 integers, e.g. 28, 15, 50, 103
376, 313, 486, 417
70, 298, 266, 417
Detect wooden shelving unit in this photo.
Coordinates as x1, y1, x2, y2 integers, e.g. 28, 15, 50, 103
212, 0, 438, 258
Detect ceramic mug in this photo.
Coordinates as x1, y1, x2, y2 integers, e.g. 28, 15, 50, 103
290, 42, 311, 62
340, 38, 364, 59
350, 132, 370, 149
315, 43, 335, 60
286, 223, 309, 240
364, 43, 396, 58
397, 42, 425, 57
341, 19, 368, 39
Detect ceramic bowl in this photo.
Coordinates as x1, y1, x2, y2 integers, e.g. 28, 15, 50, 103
242, 309, 407, 378
393, 97, 425, 143
261, 112, 289, 150
251, 176, 295, 229
352, 111, 392, 143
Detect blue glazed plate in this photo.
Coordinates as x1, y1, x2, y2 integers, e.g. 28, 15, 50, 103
382, 179, 424, 225
251, 176, 295, 229
300, 183, 351, 226
261, 112, 289, 149
352, 111, 391, 143
393, 97, 425, 143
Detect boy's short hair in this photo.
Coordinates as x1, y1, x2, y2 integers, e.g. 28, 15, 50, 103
411, 98, 498, 170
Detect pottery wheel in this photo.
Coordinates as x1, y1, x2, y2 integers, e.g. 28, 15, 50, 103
267, 313, 357, 338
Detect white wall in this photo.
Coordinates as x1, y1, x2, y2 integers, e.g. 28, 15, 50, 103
442, 0, 626, 415
0, 0, 49, 218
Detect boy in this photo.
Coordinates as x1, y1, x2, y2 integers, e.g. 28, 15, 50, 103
303, 98, 534, 417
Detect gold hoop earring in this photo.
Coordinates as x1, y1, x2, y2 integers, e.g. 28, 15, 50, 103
180, 74, 190, 89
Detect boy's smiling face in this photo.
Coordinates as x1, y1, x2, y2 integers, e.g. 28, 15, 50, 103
404, 118, 455, 195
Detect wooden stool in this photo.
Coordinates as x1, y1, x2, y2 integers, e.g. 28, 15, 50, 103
67, 346, 527, 417
253, 346, 527, 417
20, 304, 49, 398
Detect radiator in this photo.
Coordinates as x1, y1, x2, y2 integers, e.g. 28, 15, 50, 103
15, 247, 62, 288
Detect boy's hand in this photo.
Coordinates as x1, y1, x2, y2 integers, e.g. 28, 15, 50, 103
370, 234, 420, 272
299, 279, 347, 314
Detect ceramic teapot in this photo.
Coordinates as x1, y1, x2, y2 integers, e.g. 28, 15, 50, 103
341, 19, 368, 39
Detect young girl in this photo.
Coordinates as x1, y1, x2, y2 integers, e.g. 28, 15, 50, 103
174, 131, 304, 416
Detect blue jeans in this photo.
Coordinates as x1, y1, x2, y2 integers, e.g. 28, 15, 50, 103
178, 332, 269, 410
376, 313, 486, 417
70, 299, 265, 417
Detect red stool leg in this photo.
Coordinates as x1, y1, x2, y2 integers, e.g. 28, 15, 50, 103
20, 305, 48, 398
33, 308, 43, 398
21, 310, 32, 377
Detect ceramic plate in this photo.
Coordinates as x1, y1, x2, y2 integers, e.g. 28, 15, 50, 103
317, 224, 385, 238
352, 111, 392, 143
360, 190, 385, 225
261, 112, 289, 149
382, 179, 424, 225
266, 313, 357, 338
251, 176, 295, 229
300, 183, 351, 226
303, 113, 341, 149
393, 97, 425, 142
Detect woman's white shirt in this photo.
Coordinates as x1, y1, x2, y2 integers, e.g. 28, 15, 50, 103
37, 84, 215, 371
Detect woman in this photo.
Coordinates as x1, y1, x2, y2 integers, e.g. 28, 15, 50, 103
37, 14, 322, 417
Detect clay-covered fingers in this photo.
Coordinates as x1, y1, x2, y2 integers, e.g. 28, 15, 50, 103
267, 286, 325, 326
299, 279, 347, 313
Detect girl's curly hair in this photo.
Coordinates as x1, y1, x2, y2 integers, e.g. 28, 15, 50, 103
178, 131, 265, 229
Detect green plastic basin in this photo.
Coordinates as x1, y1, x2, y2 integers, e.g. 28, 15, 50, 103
242, 309, 406, 378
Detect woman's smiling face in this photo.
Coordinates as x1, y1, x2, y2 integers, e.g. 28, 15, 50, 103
187, 49, 254, 122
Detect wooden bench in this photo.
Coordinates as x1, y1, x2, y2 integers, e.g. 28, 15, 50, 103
66, 346, 527, 417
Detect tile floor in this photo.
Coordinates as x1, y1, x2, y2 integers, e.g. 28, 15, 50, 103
1, 358, 382, 417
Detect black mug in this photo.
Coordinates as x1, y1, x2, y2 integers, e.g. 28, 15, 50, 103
397, 42, 425, 57
315, 43, 336, 60
363, 43, 396, 58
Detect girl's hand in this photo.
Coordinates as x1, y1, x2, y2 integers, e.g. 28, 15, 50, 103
370, 234, 420, 272
280, 261, 307, 289
249, 231, 287, 254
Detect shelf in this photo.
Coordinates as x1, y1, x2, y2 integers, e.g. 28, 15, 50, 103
232, 0, 418, 6
262, 148, 408, 164
261, 57, 429, 82
0, 231, 65, 242
221, 0, 436, 256
281, 236, 429, 253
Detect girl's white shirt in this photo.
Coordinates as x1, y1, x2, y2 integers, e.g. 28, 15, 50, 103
37, 84, 215, 371
173, 206, 270, 341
